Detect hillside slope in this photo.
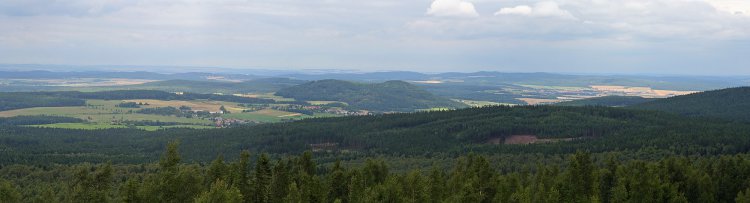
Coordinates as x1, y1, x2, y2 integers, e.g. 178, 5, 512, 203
556, 96, 657, 107
632, 87, 750, 122
274, 80, 467, 111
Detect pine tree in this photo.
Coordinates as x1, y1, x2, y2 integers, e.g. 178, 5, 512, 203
155, 141, 183, 202
427, 166, 446, 203
194, 179, 243, 203
737, 188, 750, 203
71, 163, 112, 203
348, 170, 366, 203
402, 169, 429, 203
269, 159, 291, 203
363, 159, 388, 186
120, 178, 141, 203
254, 153, 272, 203
148, 140, 204, 203
327, 160, 348, 202
564, 151, 595, 202
599, 155, 619, 203
234, 150, 252, 203
284, 183, 302, 203
0, 178, 21, 203
206, 155, 228, 186
298, 151, 316, 176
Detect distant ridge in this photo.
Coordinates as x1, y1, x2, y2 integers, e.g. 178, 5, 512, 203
128, 78, 306, 94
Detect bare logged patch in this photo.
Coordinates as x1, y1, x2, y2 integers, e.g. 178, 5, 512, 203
503, 135, 539, 144
488, 135, 577, 145
487, 137, 504, 145
518, 98, 561, 105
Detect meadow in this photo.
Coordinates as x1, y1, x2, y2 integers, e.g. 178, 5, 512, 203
0, 98, 329, 130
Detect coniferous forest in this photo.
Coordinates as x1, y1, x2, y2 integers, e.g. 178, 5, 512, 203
2, 100, 750, 202
5, 141, 750, 203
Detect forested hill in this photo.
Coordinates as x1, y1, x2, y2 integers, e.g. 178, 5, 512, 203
275, 79, 467, 112
632, 87, 750, 122
555, 96, 657, 107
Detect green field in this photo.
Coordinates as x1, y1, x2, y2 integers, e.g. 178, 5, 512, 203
0, 96, 346, 130
307, 100, 345, 105
416, 107, 451, 112
519, 84, 588, 91
453, 99, 514, 107
244, 93, 296, 102
27, 123, 127, 130
0, 100, 214, 125
27, 123, 217, 131
223, 109, 319, 122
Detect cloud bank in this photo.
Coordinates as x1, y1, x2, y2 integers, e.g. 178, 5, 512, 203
426, 0, 479, 18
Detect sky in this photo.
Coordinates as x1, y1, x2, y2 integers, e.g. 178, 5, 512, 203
0, 0, 749, 75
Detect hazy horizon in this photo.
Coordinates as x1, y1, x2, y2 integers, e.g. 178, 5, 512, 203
3, 63, 750, 78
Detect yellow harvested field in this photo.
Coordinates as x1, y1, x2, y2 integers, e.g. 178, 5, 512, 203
518, 98, 561, 105
233, 94, 260, 98
308, 101, 340, 105
590, 86, 698, 98
278, 113, 303, 117
251, 109, 300, 117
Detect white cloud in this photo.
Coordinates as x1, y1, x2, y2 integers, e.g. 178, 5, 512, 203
426, 0, 480, 18
705, 0, 750, 15
495, 5, 532, 15
495, 1, 576, 19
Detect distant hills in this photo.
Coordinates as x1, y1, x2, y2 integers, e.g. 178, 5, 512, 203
3, 67, 747, 91
632, 87, 750, 122
128, 78, 306, 94
283, 71, 749, 91
275, 79, 467, 112
0, 70, 259, 81
556, 96, 657, 107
